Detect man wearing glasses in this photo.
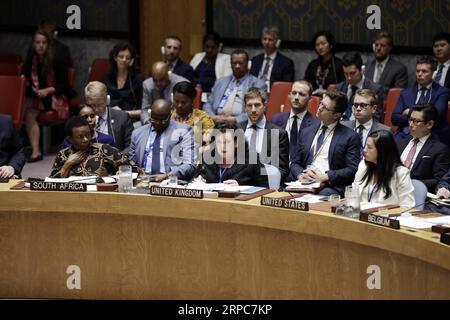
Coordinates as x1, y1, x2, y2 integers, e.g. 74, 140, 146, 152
288, 91, 361, 197
85, 81, 133, 153
397, 104, 450, 193
341, 89, 390, 152
129, 99, 195, 182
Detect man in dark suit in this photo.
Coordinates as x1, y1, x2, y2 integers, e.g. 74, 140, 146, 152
85, 81, 134, 152
237, 87, 290, 183
0, 114, 26, 178
271, 80, 320, 161
391, 56, 450, 146
365, 32, 408, 92
397, 104, 450, 192
424, 168, 450, 215
288, 91, 361, 196
432, 32, 450, 90
250, 26, 295, 89
162, 35, 194, 82
341, 89, 391, 154
334, 52, 385, 121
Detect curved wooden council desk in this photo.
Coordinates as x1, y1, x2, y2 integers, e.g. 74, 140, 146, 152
0, 182, 449, 299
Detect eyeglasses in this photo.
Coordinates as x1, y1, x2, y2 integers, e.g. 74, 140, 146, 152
408, 118, 427, 125
318, 101, 334, 113
352, 102, 373, 110
150, 114, 171, 124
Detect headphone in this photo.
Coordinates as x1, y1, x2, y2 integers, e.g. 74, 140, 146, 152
218, 42, 223, 52
107, 94, 111, 106
275, 39, 281, 48
161, 46, 166, 55
129, 58, 134, 67
372, 43, 376, 53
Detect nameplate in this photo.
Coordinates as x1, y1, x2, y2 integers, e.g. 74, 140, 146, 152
30, 181, 87, 192
150, 186, 203, 199
359, 212, 400, 229
260, 196, 309, 211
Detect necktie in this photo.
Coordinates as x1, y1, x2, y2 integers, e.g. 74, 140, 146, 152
222, 80, 238, 115
404, 138, 419, 169
289, 115, 298, 160
344, 85, 358, 119
261, 57, 271, 81
374, 63, 383, 83
151, 131, 162, 174
417, 87, 428, 105
435, 64, 444, 84
315, 126, 328, 154
357, 124, 364, 144
249, 124, 258, 153
159, 89, 165, 100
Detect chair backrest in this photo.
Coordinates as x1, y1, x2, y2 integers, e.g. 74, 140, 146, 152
0, 75, 26, 129
384, 88, 402, 131
282, 95, 321, 116
411, 179, 427, 210
0, 53, 21, 64
88, 58, 109, 82
448, 102, 450, 125
67, 67, 76, 87
0, 63, 22, 76
194, 86, 202, 109
264, 164, 281, 190
327, 84, 336, 91
266, 81, 292, 120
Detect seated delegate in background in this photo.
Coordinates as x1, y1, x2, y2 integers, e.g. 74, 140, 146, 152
304, 30, 345, 96
50, 117, 139, 178
101, 43, 144, 121
22, 30, 74, 162
171, 81, 214, 139
162, 35, 194, 81
392, 56, 450, 146
190, 32, 232, 93
85, 81, 133, 152
397, 104, 450, 193
425, 169, 450, 214
0, 114, 26, 178
61, 104, 115, 149
203, 49, 267, 123
354, 130, 414, 207
196, 121, 268, 188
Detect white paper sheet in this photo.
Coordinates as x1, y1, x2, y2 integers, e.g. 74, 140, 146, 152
396, 216, 437, 229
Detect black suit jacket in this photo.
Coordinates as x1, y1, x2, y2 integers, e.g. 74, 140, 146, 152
441, 65, 450, 90
107, 108, 134, 153
365, 56, 408, 91
250, 52, 295, 87
334, 77, 386, 121
397, 136, 450, 192
237, 120, 290, 182
271, 111, 320, 136
172, 59, 195, 82
0, 114, 26, 177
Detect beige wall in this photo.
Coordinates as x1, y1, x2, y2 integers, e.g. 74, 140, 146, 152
140, 0, 205, 76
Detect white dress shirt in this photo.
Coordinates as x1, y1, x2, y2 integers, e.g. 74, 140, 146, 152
311, 121, 338, 174
285, 109, 307, 139
372, 56, 389, 83
436, 59, 450, 87
355, 119, 373, 147
245, 117, 266, 153
400, 134, 430, 167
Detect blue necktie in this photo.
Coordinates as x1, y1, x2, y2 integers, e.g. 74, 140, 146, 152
289, 116, 298, 160
315, 126, 328, 153
151, 131, 162, 174
344, 85, 358, 119
417, 87, 428, 105
435, 64, 444, 85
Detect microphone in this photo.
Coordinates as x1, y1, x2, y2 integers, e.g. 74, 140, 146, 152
393, 199, 433, 218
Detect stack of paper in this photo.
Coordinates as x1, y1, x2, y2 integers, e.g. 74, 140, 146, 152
285, 181, 321, 191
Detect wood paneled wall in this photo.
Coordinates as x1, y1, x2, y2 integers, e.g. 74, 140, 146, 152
139, 0, 205, 77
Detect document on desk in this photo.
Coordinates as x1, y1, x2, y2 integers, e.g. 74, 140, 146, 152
421, 215, 450, 225
293, 194, 324, 203
396, 216, 438, 229
285, 181, 321, 190
182, 183, 262, 193
44, 176, 119, 184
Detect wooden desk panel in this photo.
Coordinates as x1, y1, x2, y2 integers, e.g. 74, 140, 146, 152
0, 184, 449, 299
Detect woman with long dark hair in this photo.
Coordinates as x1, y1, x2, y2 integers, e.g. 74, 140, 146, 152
304, 30, 345, 96
22, 29, 73, 162
353, 130, 414, 207
101, 43, 144, 121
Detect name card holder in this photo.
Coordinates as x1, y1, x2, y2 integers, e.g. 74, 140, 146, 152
359, 212, 400, 230
30, 181, 87, 192
260, 196, 309, 212
150, 185, 203, 199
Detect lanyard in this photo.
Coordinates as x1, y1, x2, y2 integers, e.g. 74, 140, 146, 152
218, 167, 227, 183
311, 126, 335, 160
367, 183, 377, 202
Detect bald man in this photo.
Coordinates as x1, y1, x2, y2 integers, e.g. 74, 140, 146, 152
141, 61, 188, 124
131, 99, 196, 182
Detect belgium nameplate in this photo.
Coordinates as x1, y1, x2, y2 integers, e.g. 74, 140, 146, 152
359, 212, 400, 229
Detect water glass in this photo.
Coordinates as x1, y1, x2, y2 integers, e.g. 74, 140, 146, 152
329, 194, 341, 207
117, 165, 133, 193
168, 174, 178, 186
378, 208, 389, 217
136, 175, 150, 193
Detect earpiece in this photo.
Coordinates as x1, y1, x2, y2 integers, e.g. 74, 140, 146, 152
372, 43, 376, 53
53, 30, 58, 39
107, 95, 111, 106
161, 46, 166, 55
218, 43, 223, 52
129, 58, 134, 67
248, 60, 252, 70
361, 65, 366, 75
275, 39, 281, 48
95, 115, 99, 126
